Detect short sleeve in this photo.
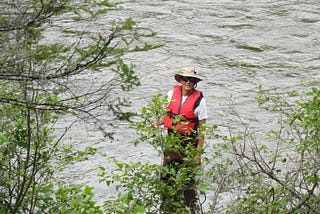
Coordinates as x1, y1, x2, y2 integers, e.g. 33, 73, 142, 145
167, 89, 173, 103
194, 98, 208, 121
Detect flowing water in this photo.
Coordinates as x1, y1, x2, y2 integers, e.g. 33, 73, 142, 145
57, 0, 320, 211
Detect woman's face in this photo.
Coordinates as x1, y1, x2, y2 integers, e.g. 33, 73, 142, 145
180, 76, 197, 93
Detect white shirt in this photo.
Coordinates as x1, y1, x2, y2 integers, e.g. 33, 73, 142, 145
167, 89, 208, 121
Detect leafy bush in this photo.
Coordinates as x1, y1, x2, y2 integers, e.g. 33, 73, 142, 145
0, 0, 158, 213
207, 86, 320, 213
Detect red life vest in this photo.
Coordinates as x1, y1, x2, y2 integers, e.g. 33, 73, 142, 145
163, 85, 202, 135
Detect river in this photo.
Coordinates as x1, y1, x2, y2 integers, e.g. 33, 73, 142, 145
57, 0, 320, 212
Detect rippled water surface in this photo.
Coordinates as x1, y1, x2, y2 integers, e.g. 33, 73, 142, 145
58, 0, 320, 211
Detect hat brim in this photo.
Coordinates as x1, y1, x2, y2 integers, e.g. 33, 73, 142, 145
174, 74, 202, 83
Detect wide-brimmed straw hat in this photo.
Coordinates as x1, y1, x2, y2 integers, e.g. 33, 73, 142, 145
174, 66, 203, 83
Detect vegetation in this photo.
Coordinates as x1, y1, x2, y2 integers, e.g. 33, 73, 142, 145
100, 84, 320, 214
206, 85, 320, 213
0, 0, 158, 213
1, 0, 319, 214
99, 94, 210, 213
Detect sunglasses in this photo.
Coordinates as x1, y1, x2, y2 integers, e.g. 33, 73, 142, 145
181, 76, 197, 83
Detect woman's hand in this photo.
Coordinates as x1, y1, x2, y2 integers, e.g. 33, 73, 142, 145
153, 121, 160, 128
153, 117, 164, 128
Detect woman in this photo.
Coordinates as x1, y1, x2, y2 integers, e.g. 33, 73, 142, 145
154, 66, 208, 212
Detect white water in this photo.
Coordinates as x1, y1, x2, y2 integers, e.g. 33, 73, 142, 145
56, 0, 320, 212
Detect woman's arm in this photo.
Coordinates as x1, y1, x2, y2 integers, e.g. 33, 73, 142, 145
153, 117, 164, 128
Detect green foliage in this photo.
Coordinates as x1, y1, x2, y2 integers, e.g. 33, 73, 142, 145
37, 183, 103, 214
130, 94, 168, 149
62, 145, 98, 162
33, 44, 70, 62
98, 94, 214, 213
208, 85, 320, 213
0, 0, 159, 213
292, 87, 320, 150
99, 160, 162, 213
0, 103, 57, 212
99, 159, 204, 214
